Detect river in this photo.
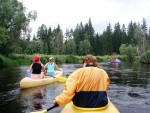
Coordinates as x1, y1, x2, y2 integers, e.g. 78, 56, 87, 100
0, 62, 150, 113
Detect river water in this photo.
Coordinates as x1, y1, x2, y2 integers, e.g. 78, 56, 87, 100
0, 62, 150, 113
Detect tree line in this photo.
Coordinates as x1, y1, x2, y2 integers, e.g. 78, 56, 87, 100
1, 0, 150, 63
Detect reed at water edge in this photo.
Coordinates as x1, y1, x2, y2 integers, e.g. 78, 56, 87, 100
0, 54, 128, 67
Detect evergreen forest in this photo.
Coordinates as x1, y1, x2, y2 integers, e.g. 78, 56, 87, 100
1, 0, 150, 63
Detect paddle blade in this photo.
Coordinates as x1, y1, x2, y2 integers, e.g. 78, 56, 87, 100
30, 109, 47, 113
56, 76, 67, 82
27, 72, 32, 77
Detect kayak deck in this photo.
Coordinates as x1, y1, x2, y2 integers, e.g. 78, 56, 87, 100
61, 101, 120, 113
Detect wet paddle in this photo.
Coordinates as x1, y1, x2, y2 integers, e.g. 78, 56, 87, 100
30, 103, 58, 113
54, 76, 67, 82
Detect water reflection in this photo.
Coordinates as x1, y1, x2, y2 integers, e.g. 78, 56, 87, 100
20, 86, 47, 110
20, 83, 65, 113
0, 67, 23, 113
105, 62, 150, 88
33, 88, 46, 109
101, 62, 150, 113
61, 64, 82, 76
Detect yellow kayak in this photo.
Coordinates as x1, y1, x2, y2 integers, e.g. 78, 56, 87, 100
61, 101, 120, 113
20, 70, 63, 89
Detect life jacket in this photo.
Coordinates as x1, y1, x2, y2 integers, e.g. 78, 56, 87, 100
55, 66, 110, 108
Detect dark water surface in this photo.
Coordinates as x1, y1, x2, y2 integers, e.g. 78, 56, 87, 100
0, 62, 150, 113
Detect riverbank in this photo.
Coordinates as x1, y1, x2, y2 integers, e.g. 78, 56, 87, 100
0, 54, 130, 67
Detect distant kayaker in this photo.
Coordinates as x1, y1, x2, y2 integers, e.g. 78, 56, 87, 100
27, 55, 46, 79
44, 56, 62, 77
112, 58, 116, 62
53, 54, 110, 108
111, 58, 121, 63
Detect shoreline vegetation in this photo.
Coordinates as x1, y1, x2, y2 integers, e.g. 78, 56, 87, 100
0, 54, 140, 68
1, 0, 149, 66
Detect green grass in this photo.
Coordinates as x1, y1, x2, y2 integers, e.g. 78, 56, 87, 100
0, 54, 14, 67
0, 54, 129, 67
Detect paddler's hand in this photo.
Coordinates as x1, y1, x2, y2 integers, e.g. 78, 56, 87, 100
59, 68, 62, 71
27, 69, 30, 73
53, 101, 59, 107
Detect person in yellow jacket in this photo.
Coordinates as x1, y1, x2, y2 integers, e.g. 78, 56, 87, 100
54, 54, 110, 108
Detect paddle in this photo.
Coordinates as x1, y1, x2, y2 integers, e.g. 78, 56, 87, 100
54, 76, 67, 82
30, 103, 58, 113
27, 72, 32, 77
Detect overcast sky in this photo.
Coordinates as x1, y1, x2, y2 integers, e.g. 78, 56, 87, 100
20, 0, 150, 36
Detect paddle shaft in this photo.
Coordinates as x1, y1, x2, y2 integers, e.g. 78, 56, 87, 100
47, 103, 59, 111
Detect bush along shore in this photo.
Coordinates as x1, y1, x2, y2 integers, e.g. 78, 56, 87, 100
0, 54, 129, 68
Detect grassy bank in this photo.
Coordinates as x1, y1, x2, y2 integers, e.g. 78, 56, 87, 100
0, 55, 15, 67
0, 54, 128, 67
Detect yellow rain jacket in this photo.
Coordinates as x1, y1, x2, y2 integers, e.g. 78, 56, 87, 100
55, 66, 110, 108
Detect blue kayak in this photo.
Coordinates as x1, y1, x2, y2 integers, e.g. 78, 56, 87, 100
109, 61, 121, 64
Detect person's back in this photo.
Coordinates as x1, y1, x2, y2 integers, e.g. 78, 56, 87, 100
54, 54, 110, 108
45, 56, 62, 76
27, 55, 46, 79
47, 62, 55, 76
71, 66, 108, 108
32, 63, 42, 74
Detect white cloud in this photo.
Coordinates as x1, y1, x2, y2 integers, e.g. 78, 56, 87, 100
20, 0, 150, 36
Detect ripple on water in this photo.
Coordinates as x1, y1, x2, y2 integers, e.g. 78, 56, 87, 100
0, 88, 20, 105
108, 84, 150, 109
